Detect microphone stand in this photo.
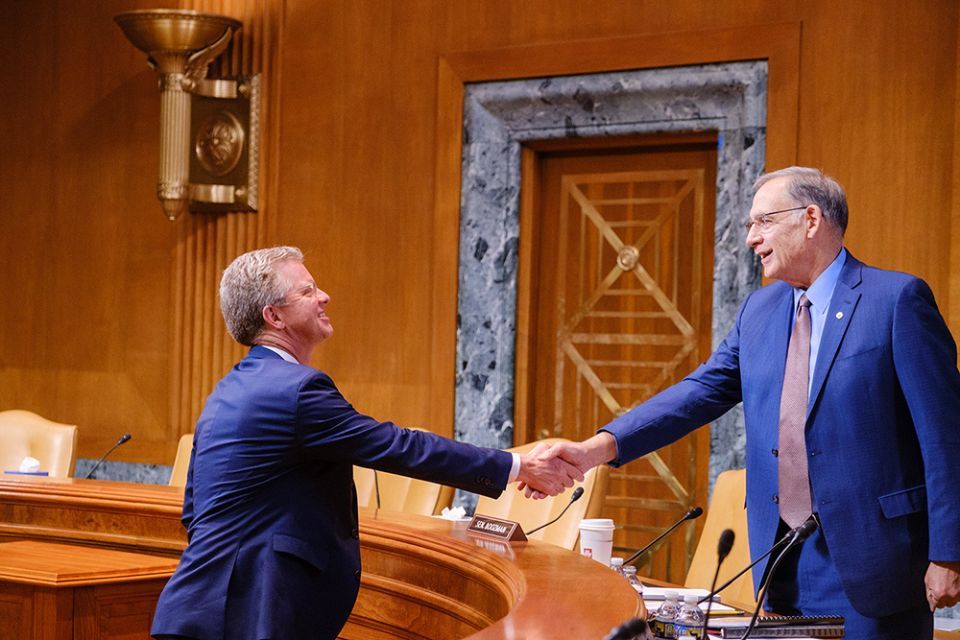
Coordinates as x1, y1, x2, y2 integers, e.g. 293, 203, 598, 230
697, 530, 794, 605
702, 530, 735, 638
84, 434, 132, 480
525, 486, 584, 536
374, 469, 381, 510
740, 518, 819, 640
624, 507, 702, 566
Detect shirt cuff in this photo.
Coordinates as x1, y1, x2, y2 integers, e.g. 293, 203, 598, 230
507, 452, 521, 483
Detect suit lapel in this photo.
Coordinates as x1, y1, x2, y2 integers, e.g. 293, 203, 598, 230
807, 254, 863, 416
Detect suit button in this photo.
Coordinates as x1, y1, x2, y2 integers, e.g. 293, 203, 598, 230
354, 569, 361, 578
771, 448, 779, 457
772, 494, 779, 504
352, 528, 359, 539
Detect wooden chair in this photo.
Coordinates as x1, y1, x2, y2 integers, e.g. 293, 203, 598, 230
168, 433, 194, 487
0, 409, 78, 477
353, 466, 454, 516
683, 468, 755, 608
473, 438, 610, 550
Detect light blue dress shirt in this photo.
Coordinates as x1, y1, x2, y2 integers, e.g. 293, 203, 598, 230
791, 248, 847, 396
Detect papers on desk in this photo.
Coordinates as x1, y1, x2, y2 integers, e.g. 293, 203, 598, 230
641, 586, 719, 601
645, 599, 741, 615
638, 586, 742, 616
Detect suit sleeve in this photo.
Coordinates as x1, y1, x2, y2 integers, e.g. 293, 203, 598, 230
601, 294, 747, 466
892, 278, 960, 561
293, 373, 512, 498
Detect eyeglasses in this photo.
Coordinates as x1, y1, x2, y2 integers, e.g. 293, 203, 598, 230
277, 283, 325, 306
742, 206, 808, 232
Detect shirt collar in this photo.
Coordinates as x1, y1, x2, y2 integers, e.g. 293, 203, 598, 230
260, 345, 299, 364
794, 247, 847, 314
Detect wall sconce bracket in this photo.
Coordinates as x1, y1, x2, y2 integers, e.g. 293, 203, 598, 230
188, 74, 260, 212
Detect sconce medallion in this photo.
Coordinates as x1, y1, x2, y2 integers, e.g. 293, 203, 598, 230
195, 111, 244, 177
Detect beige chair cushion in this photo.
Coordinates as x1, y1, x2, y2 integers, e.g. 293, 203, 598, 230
0, 409, 78, 477
684, 468, 755, 608
353, 466, 455, 516
473, 438, 609, 550
168, 433, 194, 487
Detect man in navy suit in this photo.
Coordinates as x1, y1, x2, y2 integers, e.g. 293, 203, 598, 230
537, 168, 960, 638
151, 246, 582, 640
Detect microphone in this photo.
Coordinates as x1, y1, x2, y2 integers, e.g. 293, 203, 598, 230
624, 506, 703, 566
374, 469, 381, 510
525, 486, 584, 536
740, 517, 819, 640
603, 616, 650, 640
83, 433, 132, 480
701, 529, 735, 639
697, 520, 813, 605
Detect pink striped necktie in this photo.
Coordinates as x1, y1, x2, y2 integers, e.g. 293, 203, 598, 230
778, 294, 813, 528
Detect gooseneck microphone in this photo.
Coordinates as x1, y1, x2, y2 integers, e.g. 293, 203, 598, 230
740, 517, 819, 640
525, 486, 584, 536
697, 520, 814, 605
83, 433, 132, 480
603, 616, 650, 640
701, 529, 736, 639
374, 469, 381, 510
624, 506, 703, 566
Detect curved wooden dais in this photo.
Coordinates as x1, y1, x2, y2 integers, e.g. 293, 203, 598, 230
0, 477, 641, 639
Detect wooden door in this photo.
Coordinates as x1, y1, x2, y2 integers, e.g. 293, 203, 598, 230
516, 133, 717, 583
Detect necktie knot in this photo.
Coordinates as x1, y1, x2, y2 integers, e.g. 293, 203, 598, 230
798, 294, 811, 310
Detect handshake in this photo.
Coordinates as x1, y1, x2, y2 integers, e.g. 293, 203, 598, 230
514, 433, 619, 499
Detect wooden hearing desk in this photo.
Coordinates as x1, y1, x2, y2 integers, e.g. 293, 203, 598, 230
0, 477, 641, 639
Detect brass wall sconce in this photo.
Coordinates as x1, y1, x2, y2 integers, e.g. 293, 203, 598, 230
115, 9, 260, 220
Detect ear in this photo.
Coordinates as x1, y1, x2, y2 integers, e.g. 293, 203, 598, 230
804, 204, 824, 238
262, 304, 285, 330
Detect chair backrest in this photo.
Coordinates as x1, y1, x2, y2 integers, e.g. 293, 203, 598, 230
473, 438, 609, 550
684, 468, 755, 608
168, 433, 194, 487
353, 427, 457, 516
353, 466, 455, 516
0, 409, 78, 478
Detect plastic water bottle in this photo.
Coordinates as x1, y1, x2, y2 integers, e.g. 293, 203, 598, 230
622, 564, 643, 595
672, 594, 705, 639
652, 590, 680, 639
610, 556, 625, 577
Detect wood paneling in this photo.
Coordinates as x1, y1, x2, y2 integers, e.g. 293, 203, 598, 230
0, 0, 958, 463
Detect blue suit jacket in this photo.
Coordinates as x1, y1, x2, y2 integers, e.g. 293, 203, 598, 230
603, 253, 960, 616
151, 346, 512, 639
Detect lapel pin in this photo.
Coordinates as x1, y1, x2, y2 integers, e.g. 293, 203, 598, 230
835, 311, 844, 319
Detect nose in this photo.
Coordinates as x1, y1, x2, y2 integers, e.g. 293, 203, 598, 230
317, 289, 331, 304
745, 223, 760, 248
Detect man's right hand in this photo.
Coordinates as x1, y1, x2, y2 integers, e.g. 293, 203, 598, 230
518, 433, 618, 498
515, 443, 585, 497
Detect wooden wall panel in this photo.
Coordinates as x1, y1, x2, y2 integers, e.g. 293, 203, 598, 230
1, 0, 958, 462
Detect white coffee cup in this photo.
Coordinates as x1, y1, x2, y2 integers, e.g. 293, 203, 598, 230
579, 518, 615, 565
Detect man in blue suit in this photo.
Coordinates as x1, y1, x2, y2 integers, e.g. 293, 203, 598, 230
151, 246, 581, 640
537, 168, 960, 638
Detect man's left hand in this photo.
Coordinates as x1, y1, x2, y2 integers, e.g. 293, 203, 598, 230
925, 561, 960, 611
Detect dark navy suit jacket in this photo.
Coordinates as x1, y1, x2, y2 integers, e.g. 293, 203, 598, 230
151, 346, 512, 639
602, 253, 960, 616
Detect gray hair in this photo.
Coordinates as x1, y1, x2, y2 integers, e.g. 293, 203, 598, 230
219, 246, 304, 345
753, 166, 848, 234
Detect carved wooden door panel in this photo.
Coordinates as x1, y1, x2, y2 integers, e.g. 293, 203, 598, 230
518, 136, 716, 582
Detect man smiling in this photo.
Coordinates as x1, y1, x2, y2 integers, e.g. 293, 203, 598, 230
539, 167, 960, 638
151, 246, 582, 640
